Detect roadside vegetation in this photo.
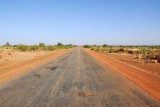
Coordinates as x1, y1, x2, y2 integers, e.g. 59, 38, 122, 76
1, 42, 76, 52
83, 44, 160, 63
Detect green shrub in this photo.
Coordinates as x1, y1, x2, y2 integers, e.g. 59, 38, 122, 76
140, 47, 151, 54
2, 42, 74, 52
109, 49, 114, 53
47, 45, 56, 51
17, 45, 29, 52
31, 45, 39, 51
83, 44, 92, 48
57, 42, 64, 46
65, 44, 73, 48
102, 49, 106, 52
103, 44, 108, 47
95, 47, 101, 51
39, 43, 45, 47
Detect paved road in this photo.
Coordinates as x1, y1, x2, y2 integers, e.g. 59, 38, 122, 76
0, 47, 160, 107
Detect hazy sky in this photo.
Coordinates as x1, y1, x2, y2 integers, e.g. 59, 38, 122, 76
0, 0, 160, 45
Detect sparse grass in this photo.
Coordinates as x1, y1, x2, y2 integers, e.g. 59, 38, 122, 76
83, 44, 160, 63
0, 42, 76, 52
83, 44, 160, 55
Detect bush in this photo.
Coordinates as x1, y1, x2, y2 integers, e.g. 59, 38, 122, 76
109, 49, 114, 53
83, 44, 92, 48
140, 47, 151, 54
17, 45, 29, 52
47, 45, 56, 51
103, 44, 108, 47
101, 49, 105, 51
5, 42, 10, 46
95, 48, 100, 51
31, 45, 39, 51
95, 47, 101, 51
57, 42, 64, 46
65, 44, 73, 48
2, 42, 74, 52
91, 47, 94, 50
39, 43, 45, 47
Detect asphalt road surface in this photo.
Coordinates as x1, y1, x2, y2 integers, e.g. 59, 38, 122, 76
0, 47, 160, 107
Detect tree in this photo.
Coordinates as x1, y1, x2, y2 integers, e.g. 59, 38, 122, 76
4, 42, 11, 49
57, 42, 64, 46
6, 42, 10, 46
39, 43, 45, 47
83, 44, 92, 48
4, 42, 10, 46
103, 44, 108, 47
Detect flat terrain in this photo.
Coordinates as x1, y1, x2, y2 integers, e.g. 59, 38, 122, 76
101, 52, 160, 78
0, 47, 160, 107
0, 49, 49, 63
0, 49, 72, 82
84, 48, 160, 101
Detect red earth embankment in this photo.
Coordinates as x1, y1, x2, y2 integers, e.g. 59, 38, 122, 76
0, 48, 74, 83
83, 48, 160, 101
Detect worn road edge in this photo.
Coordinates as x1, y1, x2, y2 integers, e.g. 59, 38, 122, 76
83, 48, 160, 101
0, 48, 75, 83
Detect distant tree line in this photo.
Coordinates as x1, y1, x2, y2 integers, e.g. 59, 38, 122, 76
1, 42, 76, 52
83, 44, 160, 55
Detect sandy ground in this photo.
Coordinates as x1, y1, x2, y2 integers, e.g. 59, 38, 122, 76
0, 48, 74, 83
0, 49, 49, 63
83, 48, 160, 101
103, 52, 160, 78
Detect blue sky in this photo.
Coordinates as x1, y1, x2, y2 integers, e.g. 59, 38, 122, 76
0, 0, 160, 45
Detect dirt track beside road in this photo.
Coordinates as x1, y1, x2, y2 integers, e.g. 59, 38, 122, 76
0, 48, 73, 83
83, 48, 160, 101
